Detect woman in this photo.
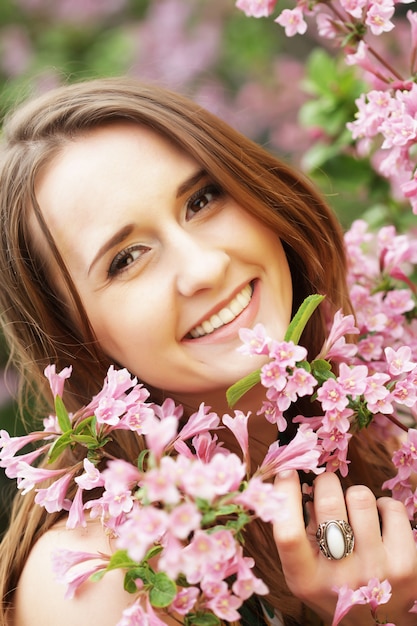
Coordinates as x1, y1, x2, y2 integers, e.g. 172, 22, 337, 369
0, 77, 416, 626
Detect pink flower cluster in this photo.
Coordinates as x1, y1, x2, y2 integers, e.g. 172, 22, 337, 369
3, 219, 417, 624
0, 362, 325, 624
236, 0, 417, 210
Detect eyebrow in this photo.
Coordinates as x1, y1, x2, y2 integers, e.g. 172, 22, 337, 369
88, 168, 209, 276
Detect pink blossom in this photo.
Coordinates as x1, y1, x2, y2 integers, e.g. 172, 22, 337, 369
363, 372, 391, 404
260, 361, 287, 390
95, 396, 127, 426
235, 476, 286, 521
340, 0, 367, 18
238, 322, 271, 355
168, 502, 202, 539
101, 488, 134, 518
181, 453, 246, 501
259, 426, 323, 478
275, 7, 308, 37
66, 486, 86, 529
75, 458, 104, 490
337, 363, 368, 397
365, 3, 395, 35
116, 505, 169, 562
34, 472, 73, 513
332, 584, 367, 626
0, 430, 51, 461
317, 379, 349, 412
15, 463, 69, 495
360, 577, 392, 611
222, 410, 250, 461
171, 586, 200, 615
102, 459, 140, 493
141, 457, 181, 504
385, 345, 416, 375
51, 547, 105, 582
205, 590, 242, 622
144, 415, 179, 460
285, 367, 317, 398
235, 0, 277, 18
44, 364, 72, 398
257, 400, 287, 431
117, 598, 166, 626
178, 402, 220, 440
269, 340, 307, 368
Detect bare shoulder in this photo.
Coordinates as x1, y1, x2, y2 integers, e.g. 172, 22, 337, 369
12, 521, 178, 626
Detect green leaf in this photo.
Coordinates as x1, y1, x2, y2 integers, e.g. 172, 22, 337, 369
310, 359, 336, 385
185, 613, 221, 626
285, 294, 325, 344
149, 572, 177, 608
226, 295, 324, 408
54, 395, 72, 433
47, 431, 73, 464
226, 369, 261, 408
106, 550, 138, 571
89, 569, 106, 583
124, 566, 152, 593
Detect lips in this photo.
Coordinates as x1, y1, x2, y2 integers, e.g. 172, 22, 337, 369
186, 283, 253, 339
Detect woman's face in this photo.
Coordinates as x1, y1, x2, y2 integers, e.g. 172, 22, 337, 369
35, 123, 293, 406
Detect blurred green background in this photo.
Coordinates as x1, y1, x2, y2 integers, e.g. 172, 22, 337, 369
0, 0, 415, 535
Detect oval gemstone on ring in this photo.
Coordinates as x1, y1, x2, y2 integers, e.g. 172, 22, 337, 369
325, 521, 347, 560
316, 519, 354, 560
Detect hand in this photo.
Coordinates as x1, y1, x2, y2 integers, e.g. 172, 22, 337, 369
272, 470, 417, 625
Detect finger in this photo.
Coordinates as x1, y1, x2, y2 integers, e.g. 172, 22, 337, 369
378, 497, 417, 574
345, 484, 382, 554
312, 471, 348, 524
273, 470, 316, 579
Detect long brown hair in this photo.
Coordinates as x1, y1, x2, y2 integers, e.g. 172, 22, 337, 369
0, 77, 394, 625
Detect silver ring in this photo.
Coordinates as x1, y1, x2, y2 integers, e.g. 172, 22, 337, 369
316, 519, 354, 560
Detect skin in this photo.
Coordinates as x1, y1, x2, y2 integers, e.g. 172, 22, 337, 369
15, 122, 417, 625
34, 122, 293, 417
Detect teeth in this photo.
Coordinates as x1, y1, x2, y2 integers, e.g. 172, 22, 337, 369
188, 284, 252, 338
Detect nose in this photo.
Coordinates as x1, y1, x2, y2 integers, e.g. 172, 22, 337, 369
168, 228, 230, 297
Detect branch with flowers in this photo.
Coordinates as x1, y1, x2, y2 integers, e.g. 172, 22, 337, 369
236, 0, 417, 224
2, 219, 417, 624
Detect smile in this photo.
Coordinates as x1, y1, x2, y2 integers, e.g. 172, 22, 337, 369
187, 283, 253, 339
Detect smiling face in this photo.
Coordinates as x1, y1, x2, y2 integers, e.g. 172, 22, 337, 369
34, 123, 293, 409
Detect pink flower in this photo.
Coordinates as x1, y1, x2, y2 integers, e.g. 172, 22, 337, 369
34, 472, 73, 513
275, 7, 308, 37
259, 426, 323, 478
75, 458, 104, 490
44, 364, 72, 398
365, 2, 395, 35
360, 577, 392, 612
337, 363, 368, 397
178, 402, 220, 440
235, 0, 277, 18
235, 476, 286, 521
205, 590, 242, 622
66, 486, 86, 529
171, 586, 200, 615
238, 322, 271, 355
385, 345, 416, 375
317, 379, 349, 412
269, 340, 307, 368
15, 463, 69, 495
332, 584, 367, 626
168, 502, 202, 539
222, 410, 250, 462
144, 414, 179, 460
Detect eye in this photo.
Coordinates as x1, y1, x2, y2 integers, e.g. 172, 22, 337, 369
185, 184, 223, 220
108, 245, 148, 277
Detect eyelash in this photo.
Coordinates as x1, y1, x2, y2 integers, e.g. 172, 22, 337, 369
107, 183, 224, 278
